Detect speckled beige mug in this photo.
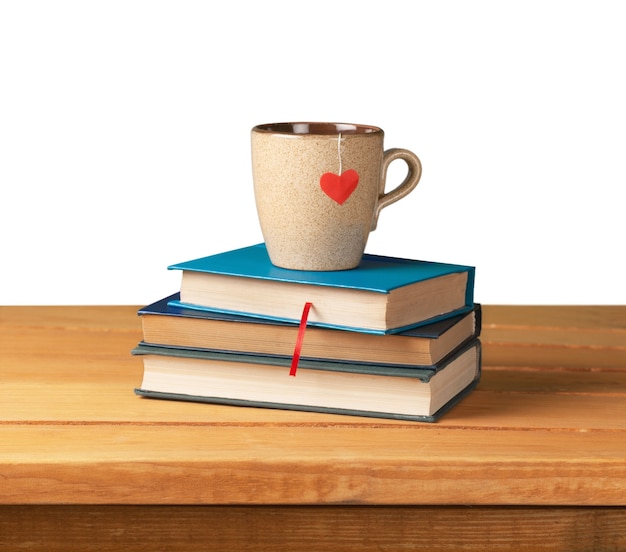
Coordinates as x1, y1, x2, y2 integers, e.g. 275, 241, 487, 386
251, 122, 422, 271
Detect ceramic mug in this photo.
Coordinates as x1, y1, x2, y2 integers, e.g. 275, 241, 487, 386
251, 122, 422, 271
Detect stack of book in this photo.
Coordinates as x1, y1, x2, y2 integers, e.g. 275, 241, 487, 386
133, 243, 481, 422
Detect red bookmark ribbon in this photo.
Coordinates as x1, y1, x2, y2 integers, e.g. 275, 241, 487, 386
290, 302, 312, 377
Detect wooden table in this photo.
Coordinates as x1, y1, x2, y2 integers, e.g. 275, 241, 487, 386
1, 305, 625, 551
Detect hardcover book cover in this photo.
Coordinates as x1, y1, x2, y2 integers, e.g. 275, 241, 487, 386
167, 243, 476, 334
133, 339, 482, 422
139, 293, 482, 367
168, 243, 475, 294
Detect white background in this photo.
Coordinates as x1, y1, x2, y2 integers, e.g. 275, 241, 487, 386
1, 1, 624, 306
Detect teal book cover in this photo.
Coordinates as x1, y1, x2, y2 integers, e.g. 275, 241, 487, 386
167, 244, 476, 334
168, 243, 475, 295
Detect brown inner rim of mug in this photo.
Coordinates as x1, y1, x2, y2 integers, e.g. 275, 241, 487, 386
254, 123, 381, 135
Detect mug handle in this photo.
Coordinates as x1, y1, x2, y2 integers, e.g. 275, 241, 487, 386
371, 148, 422, 230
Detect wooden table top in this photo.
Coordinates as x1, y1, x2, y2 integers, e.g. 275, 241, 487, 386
1, 304, 625, 506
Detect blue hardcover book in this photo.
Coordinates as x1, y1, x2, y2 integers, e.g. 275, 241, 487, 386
139, 293, 481, 367
168, 243, 475, 334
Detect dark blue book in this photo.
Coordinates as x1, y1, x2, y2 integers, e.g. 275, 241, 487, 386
168, 243, 475, 334
139, 294, 481, 367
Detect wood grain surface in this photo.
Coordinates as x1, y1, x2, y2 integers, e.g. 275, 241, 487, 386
1, 304, 625, 550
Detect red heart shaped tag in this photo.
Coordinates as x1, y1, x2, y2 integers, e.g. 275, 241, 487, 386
319, 169, 359, 205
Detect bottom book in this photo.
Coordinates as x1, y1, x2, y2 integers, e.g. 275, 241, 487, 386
133, 338, 481, 422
